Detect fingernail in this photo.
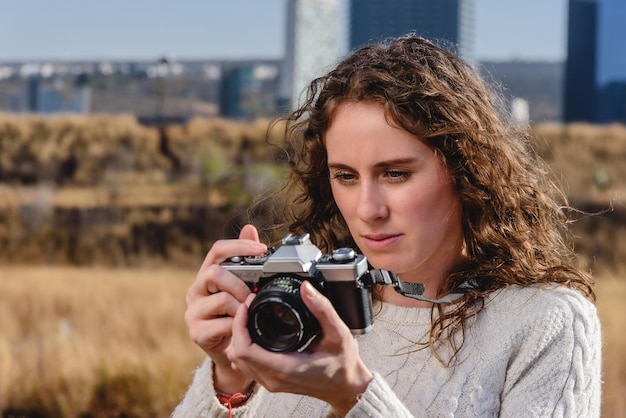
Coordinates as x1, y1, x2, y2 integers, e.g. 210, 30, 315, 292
251, 242, 266, 252
302, 281, 317, 298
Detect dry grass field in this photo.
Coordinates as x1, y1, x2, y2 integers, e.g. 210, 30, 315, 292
0, 265, 205, 417
1, 117, 625, 416
0, 266, 624, 417
595, 274, 626, 418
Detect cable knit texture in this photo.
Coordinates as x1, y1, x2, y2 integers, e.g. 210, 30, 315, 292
172, 285, 602, 417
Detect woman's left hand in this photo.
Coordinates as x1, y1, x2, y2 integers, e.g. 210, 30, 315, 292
227, 280, 374, 416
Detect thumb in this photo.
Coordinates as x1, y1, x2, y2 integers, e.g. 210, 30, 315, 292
238, 224, 261, 243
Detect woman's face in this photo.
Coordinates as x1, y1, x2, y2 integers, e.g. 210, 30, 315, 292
325, 101, 465, 287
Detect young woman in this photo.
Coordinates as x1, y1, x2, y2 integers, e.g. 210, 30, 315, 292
174, 36, 601, 417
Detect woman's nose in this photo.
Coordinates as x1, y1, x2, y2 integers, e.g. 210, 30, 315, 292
356, 183, 389, 222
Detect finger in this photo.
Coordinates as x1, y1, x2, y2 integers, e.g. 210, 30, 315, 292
244, 292, 256, 308
230, 295, 255, 349
199, 237, 267, 271
187, 264, 251, 303
227, 301, 254, 372
300, 281, 348, 343
238, 224, 261, 242
188, 291, 245, 320
227, 297, 293, 380
187, 315, 234, 352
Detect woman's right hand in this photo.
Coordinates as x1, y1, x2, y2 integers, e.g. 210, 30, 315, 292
184, 224, 267, 392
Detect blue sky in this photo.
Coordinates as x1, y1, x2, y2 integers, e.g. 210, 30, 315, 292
0, 0, 568, 62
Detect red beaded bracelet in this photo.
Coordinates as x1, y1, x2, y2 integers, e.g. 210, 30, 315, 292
216, 381, 256, 418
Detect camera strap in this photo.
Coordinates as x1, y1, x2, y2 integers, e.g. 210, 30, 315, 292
365, 269, 476, 304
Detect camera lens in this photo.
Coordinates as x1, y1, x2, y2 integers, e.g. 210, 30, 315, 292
252, 298, 303, 351
247, 275, 320, 352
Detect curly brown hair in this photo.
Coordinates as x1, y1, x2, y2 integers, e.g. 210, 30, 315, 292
263, 35, 594, 362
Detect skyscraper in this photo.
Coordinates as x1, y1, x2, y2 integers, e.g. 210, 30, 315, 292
564, 0, 598, 123
348, 0, 475, 61
564, 0, 626, 123
281, 0, 342, 110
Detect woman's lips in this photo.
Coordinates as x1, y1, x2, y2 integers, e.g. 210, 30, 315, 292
361, 234, 402, 250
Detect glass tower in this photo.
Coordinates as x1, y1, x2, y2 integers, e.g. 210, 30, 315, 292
348, 0, 475, 61
564, 0, 626, 123
281, 0, 341, 110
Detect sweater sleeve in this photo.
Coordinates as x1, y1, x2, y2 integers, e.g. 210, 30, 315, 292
499, 290, 602, 417
327, 373, 414, 418
171, 357, 267, 418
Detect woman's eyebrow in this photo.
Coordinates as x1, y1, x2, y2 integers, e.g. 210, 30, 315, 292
328, 158, 417, 169
373, 158, 417, 168
327, 162, 353, 170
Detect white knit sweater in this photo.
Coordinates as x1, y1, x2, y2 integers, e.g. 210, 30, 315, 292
172, 285, 602, 417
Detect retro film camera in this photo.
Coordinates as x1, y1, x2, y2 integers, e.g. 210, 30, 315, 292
221, 233, 373, 353
222, 232, 473, 353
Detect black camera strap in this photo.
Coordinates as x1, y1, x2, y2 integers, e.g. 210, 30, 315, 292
365, 269, 476, 304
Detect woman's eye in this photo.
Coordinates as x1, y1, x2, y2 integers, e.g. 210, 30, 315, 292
331, 172, 356, 183
386, 170, 410, 181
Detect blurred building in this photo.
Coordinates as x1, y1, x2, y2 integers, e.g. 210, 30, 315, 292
281, 0, 342, 110
0, 59, 282, 120
564, 0, 626, 123
348, 0, 475, 61
220, 63, 281, 119
9, 75, 91, 114
481, 61, 564, 123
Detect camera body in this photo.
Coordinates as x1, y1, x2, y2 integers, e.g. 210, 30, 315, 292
221, 233, 373, 352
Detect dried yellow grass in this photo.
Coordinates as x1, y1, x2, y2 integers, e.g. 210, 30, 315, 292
0, 266, 624, 417
0, 265, 205, 417
595, 275, 626, 418
533, 123, 626, 203
2, 115, 624, 208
